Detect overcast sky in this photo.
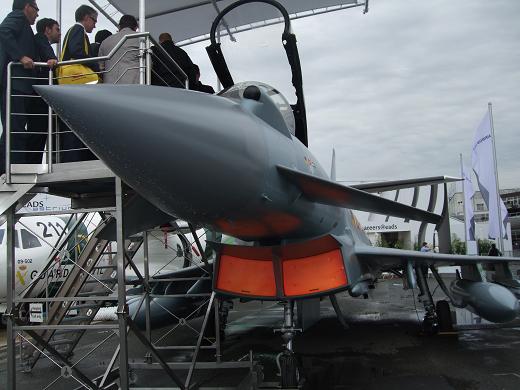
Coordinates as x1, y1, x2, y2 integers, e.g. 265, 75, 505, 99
1, 0, 518, 188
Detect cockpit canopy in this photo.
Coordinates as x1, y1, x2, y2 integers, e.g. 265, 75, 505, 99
219, 82, 296, 136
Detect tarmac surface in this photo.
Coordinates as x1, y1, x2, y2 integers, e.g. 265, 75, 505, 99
1, 277, 520, 389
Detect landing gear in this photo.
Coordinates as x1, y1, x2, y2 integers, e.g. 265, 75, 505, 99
436, 300, 453, 332
275, 301, 301, 388
415, 265, 439, 334
279, 351, 299, 388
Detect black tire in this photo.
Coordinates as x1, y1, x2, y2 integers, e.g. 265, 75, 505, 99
436, 300, 453, 332
280, 352, 298, 388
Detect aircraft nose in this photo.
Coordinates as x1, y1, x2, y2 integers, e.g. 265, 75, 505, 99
35, 85, 267, 221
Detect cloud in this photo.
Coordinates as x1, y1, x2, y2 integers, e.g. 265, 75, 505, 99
0, 0, 518, 189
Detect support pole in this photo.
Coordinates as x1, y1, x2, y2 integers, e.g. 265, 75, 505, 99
146, 36, 152, 85
185, 292, 216, 389
488, 102, 505, 254
460, 154, 468, 248
47, 68, 53, 173
214, 297, 222, 363
56, 0, 62, 57
189, 223, 208, 266
144, 230, 152, 344
116, 177, 129, 390
6, 206, 16, 390
6, 63, 12, 183
139, 0, 146, 85
127, 318, 185, 389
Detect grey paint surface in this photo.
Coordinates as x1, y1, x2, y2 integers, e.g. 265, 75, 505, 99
35, 83, 520, 323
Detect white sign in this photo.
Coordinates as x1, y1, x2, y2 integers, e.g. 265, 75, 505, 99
362, 222, 410, 233
29, 303, 44, 323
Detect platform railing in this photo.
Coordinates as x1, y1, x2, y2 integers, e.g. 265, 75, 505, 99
5, 32, 188, 184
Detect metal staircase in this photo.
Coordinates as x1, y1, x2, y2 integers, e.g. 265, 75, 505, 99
0, 179, 36, 223
19, 221, 144, 370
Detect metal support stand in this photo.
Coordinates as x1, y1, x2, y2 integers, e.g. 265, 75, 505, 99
189, 223, 208, 266
415, 265, 438, 334
116, 177, 130, 390
275, 301, 301, 388
6, 206, 16, 390
185, 291, 217, 389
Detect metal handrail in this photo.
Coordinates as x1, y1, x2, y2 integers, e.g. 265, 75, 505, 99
5, 32, 188, 184
55, 32, 188, 87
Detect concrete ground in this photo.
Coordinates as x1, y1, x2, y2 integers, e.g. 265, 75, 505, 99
1, 277, 520, 389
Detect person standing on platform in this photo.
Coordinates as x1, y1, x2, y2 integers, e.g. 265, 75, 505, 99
58, 4, 99, 162
35, 17, 60, 62
0, 0, 50, 175
99, 15, 140, 84
90, 29, 112, 57
152, 32, 196, 88
192, 64, 215, 94
30, 17, 60, 166
61, 5, 99, 72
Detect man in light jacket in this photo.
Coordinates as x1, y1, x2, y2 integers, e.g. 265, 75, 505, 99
99, 15, 140, 84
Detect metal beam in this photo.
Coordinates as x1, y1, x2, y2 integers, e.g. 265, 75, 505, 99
88, 0, 119, 27
6, 206, 16, 390
189, 223, 208, 266
116, 177, 130, 390
127, 318, 186, 389
185, 292, 216, 388
22, 329, 99, 390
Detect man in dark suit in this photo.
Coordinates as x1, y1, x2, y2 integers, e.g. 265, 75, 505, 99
0, 0, 42, 173
59, 4, 99, 163
61, 5, 99, 72
31, 17, 60, 163
151, 33, 196, 89
192, 64, 215, 94
90, 29, 112, 58
35, 17, 60, 62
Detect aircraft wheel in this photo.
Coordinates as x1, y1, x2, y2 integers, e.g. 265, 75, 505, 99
280, 351, 299, 388
421, 312, 439, 335
436, 300, 453, 332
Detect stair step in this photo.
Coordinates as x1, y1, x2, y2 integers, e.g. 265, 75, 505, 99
53, 329, 83, 336
76, 291, 112, 297
48, 339, 74, 347
92, 265, 117, 270
61, 315, 91, 323
67, 303, 101, 311
83, 278, 117, 284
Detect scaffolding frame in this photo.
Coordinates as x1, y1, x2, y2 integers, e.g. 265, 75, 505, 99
2, 3, 258, 389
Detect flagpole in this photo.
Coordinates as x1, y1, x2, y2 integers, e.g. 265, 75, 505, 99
460, 154, 469, 252
488, 102, 504, 253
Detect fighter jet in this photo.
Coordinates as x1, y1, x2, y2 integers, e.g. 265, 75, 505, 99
34, 80, 520, 317
34, 0, 520, 385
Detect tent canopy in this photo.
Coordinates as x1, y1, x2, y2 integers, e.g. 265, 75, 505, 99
106, 0, 362, 44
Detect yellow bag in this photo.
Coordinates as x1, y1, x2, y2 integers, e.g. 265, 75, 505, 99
56, 29, 99, 85
56, 64, 99, 85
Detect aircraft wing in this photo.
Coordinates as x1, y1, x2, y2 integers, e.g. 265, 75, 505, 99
351, 176, 461, 193
277, 165, 441, 224
353, 245, 520, 269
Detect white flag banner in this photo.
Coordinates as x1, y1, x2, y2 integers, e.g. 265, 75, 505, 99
462, 165, 475, 241
471, 110, 508, 239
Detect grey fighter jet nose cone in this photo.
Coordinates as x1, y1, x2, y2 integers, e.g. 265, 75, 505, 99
35, 85, 270, 226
